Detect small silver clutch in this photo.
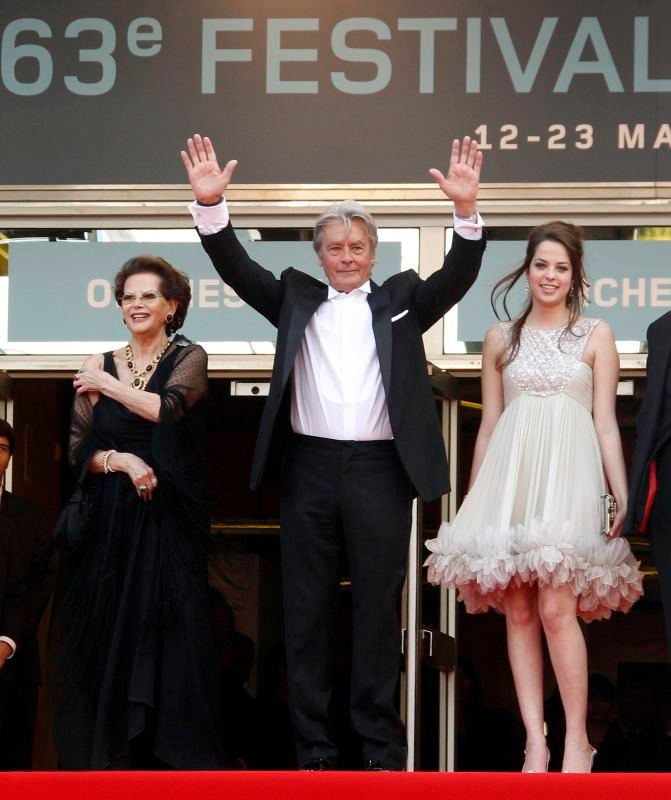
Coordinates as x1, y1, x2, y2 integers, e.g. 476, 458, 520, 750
600, 493, 617, 536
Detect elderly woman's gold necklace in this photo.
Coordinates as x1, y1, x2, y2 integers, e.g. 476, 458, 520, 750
126, 341, 169, 390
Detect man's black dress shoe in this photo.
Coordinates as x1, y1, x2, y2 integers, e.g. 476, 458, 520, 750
364, 759, 390, 771
301, 757, 332, 771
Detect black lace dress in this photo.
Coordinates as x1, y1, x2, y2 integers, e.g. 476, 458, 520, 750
50, 336, 228, 769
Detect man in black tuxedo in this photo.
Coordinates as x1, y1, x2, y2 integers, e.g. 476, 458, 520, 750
0, 419, 53, 769
625, 311, 671, 658
181, 134, 485, 770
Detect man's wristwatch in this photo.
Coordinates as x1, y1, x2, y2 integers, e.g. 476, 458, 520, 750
454, 210, 478, 222
197, 196, 223, 207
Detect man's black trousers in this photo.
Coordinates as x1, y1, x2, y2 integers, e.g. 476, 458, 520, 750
280, 433, 413, 769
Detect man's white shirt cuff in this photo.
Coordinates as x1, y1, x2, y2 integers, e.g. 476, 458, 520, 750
189, 198, 230, 234
0, 636, 16, 658
453, 212, 484, 240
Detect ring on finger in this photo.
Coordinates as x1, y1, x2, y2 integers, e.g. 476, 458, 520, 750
139, 485, 148, 494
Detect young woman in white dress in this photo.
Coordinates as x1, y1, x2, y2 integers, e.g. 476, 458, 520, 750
425, 221, 643, 773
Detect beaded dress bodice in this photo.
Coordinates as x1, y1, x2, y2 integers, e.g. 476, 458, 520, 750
500, 318, 600, 400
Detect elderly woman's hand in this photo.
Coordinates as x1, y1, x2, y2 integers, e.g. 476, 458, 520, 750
73, 366, 113, 395
106, 451, 158, 501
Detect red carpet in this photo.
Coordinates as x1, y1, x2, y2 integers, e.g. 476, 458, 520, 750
6, 771, 671, 800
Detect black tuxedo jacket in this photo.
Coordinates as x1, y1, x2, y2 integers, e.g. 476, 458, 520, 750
0, 490, 53, 685
624, 311, 671, 535
200, 223, 486, 502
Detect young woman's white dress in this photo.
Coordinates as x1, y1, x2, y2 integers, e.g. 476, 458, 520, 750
425, 319, 643, 621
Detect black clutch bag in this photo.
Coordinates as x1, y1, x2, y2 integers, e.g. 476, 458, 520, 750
600, 493, 617, 537
53, 459, 96, 551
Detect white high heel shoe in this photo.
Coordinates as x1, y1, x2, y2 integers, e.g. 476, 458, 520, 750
562, 746, 597, 773
522, 745, 550, 773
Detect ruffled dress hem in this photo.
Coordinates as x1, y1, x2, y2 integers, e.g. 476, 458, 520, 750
424, 516, 644, 623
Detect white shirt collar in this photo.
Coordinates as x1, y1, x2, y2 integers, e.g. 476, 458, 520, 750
327, 280, 372, 300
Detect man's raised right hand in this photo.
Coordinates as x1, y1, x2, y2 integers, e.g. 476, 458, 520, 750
180, 134, 238, 205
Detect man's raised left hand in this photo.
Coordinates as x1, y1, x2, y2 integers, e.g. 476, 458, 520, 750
429, 137, 483, 219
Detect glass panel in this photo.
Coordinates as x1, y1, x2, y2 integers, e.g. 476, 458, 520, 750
0, 226, 418, 355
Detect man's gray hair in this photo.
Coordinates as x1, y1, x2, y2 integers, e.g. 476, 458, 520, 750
312, 200, 378, 255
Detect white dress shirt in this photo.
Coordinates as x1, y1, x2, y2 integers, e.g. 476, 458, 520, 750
189, 199, 483, 440
291, 281, 392, 440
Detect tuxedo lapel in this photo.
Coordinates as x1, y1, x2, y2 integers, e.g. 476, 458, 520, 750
368, 283, 392, 398
280, 282, 328, 387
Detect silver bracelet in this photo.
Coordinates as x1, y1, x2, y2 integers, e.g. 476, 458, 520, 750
102, 449, 117, 474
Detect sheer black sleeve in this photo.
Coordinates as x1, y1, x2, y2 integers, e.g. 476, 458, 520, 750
159, 341, 209, 424
68, 391, 98, 472
152, 339, 210, 537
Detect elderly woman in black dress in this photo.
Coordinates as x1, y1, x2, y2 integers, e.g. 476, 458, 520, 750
50, 256, 228, 769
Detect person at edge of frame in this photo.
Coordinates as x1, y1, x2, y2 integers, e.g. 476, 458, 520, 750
625, 310, 671, 661
0, 418, 54, 770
